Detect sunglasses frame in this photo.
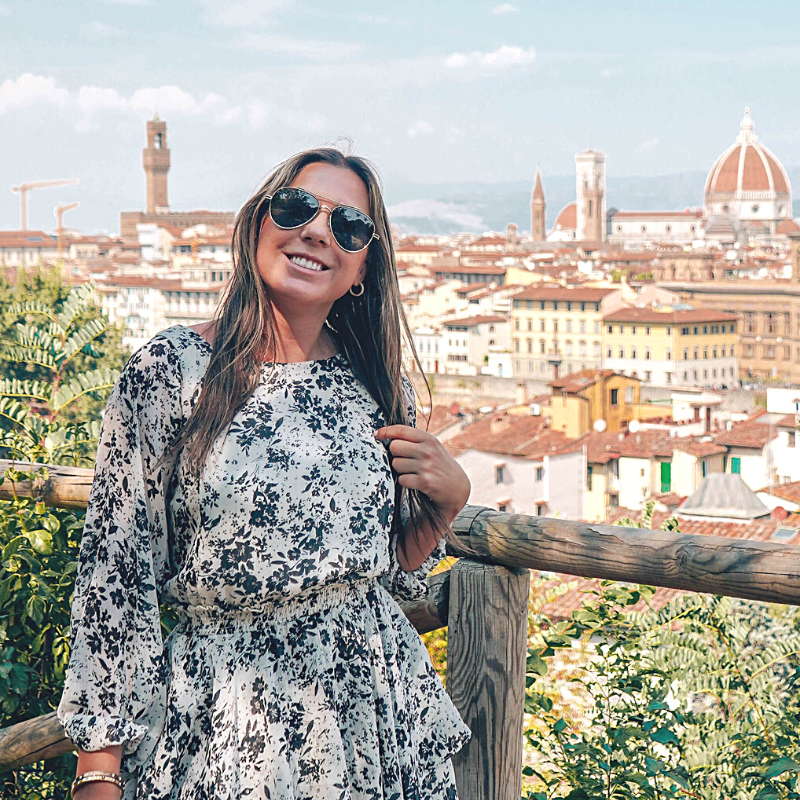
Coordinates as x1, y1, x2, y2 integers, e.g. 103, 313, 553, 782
264, 188, 380, 254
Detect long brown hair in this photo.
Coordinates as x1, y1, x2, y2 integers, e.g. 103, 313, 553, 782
168, 147, 471, 559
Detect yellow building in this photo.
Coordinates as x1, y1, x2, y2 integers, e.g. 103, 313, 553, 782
603, 307, 739, 387
545, 369, 669, 437
511, 286, 622, 380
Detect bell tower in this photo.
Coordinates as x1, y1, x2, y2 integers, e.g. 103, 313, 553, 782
143, 114, 170, 214
575, 149, 606, 242
531, 169, 546, 242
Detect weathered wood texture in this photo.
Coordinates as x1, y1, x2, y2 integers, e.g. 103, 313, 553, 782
0, 712, 74, 772
0, 459, 93, 510
448, 559, 531, 800
449, 505, 800, 606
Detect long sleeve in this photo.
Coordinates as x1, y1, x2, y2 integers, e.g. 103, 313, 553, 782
379, 376, 446, 603
57, 334, 186, 770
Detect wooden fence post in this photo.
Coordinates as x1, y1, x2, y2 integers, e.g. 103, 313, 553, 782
447, 558, 531, 800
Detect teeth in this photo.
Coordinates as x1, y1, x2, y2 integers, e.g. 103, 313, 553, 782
289, 255, 326, 271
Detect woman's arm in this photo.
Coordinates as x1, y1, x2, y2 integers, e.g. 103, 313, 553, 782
373, 425, 471, 572
72, 746, 123, 799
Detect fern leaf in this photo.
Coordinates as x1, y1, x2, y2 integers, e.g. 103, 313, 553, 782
51, 367, 119, 412
57, 318, 109, 364
0, 377, 52, 401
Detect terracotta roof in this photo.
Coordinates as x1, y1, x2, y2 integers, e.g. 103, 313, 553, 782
757, 480, 800, 505
549, 369, 628, 393
713, 411, 778, 449
603, 307, 738, 324
564, 428, 725, 462
777, 219, 800, 235
443, 315, 507, 327
554, 202, 577, 230
436, 264, 506, 274
0, 230, 57, 247
513, 286, 616, 302
445, 412, 573, 459
610, 210, 703, 219
532, 169, 544, 201
418, 405, 464, 436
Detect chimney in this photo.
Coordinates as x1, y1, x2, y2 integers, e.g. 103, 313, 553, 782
490, 412, 512, 434
516, 381, 528, 406
705, 406, 711, 434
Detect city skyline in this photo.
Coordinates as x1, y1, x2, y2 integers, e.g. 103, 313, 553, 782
1, 0, 799, 232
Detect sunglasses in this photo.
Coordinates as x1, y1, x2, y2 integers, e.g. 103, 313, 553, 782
264, 187, 379, 253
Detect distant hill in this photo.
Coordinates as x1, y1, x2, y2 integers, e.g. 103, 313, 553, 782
385, 167, 800, 235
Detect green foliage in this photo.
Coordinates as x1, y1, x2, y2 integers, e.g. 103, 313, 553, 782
0, 464, 84, 798
0, 270, 128, 465
522, 511, 800, 799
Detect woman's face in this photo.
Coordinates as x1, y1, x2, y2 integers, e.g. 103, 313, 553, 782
255, 162, 371, 315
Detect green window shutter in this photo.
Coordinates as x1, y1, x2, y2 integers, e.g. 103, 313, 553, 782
660, 462, 672, 493
731, 457, 741, 474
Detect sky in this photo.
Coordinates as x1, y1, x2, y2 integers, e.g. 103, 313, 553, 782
1, 0, 799, 233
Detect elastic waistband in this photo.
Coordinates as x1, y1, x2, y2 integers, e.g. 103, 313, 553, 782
174, 577, 376, 633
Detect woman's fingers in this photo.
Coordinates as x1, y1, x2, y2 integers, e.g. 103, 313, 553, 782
374, 424, 426, 442
388, 456, 417, 473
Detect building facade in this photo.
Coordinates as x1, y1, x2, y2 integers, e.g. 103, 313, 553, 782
603, 307, 739, 387
510, 287, 620, 378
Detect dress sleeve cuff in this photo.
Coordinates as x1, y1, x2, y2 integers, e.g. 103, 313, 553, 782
60, 712, 149, 755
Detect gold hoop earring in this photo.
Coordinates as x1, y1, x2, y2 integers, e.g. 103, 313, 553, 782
349, 283, 365, 297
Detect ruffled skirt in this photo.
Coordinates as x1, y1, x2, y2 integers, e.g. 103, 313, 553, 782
124, 578, 471, 799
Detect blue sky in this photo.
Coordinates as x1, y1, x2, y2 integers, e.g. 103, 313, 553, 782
1, 0, 799, 233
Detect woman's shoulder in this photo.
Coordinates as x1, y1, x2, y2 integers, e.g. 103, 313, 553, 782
121, 325, 212, 392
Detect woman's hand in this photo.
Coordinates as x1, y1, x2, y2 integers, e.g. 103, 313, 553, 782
374, 425, 470, 524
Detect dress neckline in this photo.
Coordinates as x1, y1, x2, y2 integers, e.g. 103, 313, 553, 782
179, 325, 344, 367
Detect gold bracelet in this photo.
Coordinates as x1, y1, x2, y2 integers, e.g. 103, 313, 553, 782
71, 770, 123, 796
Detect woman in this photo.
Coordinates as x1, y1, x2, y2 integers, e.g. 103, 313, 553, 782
58, 147, 473, 800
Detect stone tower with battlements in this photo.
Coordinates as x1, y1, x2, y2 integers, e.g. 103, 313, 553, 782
531, 169, 546, 242
143, 114, 170, 214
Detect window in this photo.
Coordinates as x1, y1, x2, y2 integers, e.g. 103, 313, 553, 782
681, 327, 690, 336
566, 341, 573, 356
553, 320, 559, 333
666, 349, 672, 360
610, 388, 619, 406
766, 313, 776, 334
608, 325, 613, 334
703, 326, 708, 335
632, 326, 637, 335
607, 346, 613, 358
683, 347, 688, 360
579, 341, 587, 357
527, 319, 532, 331
645, 370, 652, 381
497, 503, 507, 512
631, 347, 637, 359
646, 327, 651, 335
693, 347, 699, 359
620, 326, 625, 335
514, 339, 520, 353
495, 465, 505, 483
536, 503, 546, 516
540, 339, 546, 354
703, 346, 708, 359
645, 348, 651, 360
587, 465, 593, 491
625, 386, 634, 403
702, 460, 707, 477
540, 319, 546, 332
527, 338, 532, 353
618, 347, 625, 358
785, 345, 791, 360
595, 342, 601, 358
722, 345, 726, 357
536, 466, 544, 481
744, 313, 755, 334
594, 321, 601, 334
580, 320, 586, 333
789, 432, 796, 449
731, 456, 741, 475
713, 346, 717, 358
566, 320, 572, 333
514, 319, 520, 331
660, 462, 672, 493
764, 344, 775, 359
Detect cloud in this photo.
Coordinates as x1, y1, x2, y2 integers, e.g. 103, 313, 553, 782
0, 73, 325, 133
445, 45, 536, 71
600, 67, 613, 78
0, 73, 70, 113
387, 199, 485, 231
81, 20, 122, 38
0, 4, 10, 15
407, 120, 433, 138
491, 3, 518, 14
100, 0, 152, 4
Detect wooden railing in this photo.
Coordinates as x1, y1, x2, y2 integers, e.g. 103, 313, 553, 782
2, 461, 800, 799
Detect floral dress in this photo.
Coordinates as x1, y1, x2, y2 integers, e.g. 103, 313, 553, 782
57, 325, 471, 800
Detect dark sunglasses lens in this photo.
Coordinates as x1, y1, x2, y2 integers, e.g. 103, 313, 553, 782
331, 206, 374, 252
270, 188, 318, 228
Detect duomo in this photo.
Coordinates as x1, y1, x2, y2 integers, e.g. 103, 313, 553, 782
531, 107, 796, 248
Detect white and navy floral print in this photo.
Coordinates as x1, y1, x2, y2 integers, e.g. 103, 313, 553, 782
57, 325, 471, 800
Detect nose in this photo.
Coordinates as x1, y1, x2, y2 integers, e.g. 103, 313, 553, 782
300, 205, 333, 247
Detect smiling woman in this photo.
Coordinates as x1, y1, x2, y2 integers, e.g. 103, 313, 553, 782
57, 146, 474, 800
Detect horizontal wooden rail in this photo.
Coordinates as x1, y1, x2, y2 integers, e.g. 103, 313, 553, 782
0, 459, 93, 510
449, 505, 800, 607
